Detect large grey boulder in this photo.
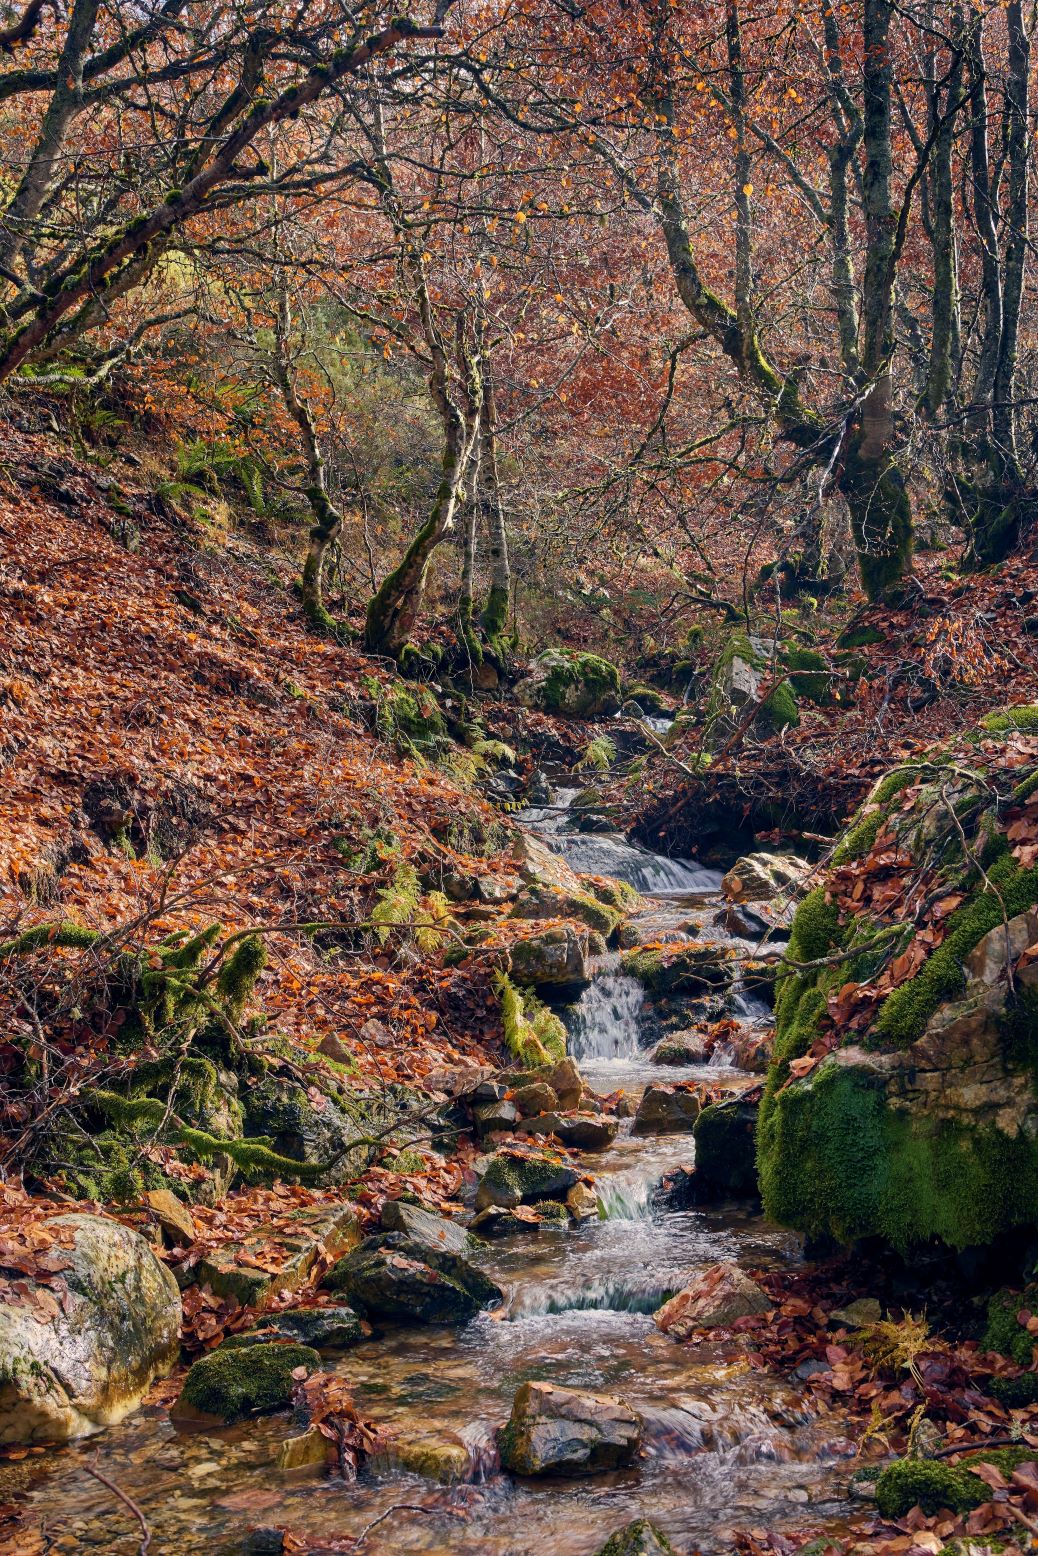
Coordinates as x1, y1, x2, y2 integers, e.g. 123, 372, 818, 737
721, 852, 810, 905
0, 1213, 181, 1445
499, 1380, 643, 1475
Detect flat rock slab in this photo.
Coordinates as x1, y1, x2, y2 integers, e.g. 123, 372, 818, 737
517, 1112, 618, 1152
380, 1199, 473, 1257
186, 1203, 360, 1307
499, 1380, 643, 1476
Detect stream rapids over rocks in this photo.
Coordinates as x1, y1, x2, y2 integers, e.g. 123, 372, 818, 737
13, 786, 858, 1555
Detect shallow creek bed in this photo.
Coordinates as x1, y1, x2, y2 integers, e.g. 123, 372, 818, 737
1, 800, 861, 1555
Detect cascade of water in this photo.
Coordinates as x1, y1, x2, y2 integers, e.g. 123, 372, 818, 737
565, 965, 646, 1062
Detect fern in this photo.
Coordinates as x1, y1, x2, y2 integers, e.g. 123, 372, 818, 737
371, 860, 422, 945
415, 890, 454, 953
473, 738, 516, 768
494, 972, 567, 1064
577, 735, 616, 772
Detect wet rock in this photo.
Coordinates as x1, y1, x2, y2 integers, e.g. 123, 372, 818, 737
243, 1530, 286, 1555
186, 1203, 359, 1308
512, 1081, 560, 1117
830, 1297, 882, 1328
374, 1426, 473, 1483
380, 1199, 474, 1257
595, 1521, 677, 1556
276, 1424, 331, 1470
509, 924, 591, 992
498, 1380, 643, 1476
511, 831, 585, 895
632, 1084, 701, 1135
143, 1188, 196, 1246
470, 1205, 538, 1237
0, 1213, 181, 1446
655, 1261, 770, 1337
474, 1148, 580, 1210
650, 1166, 698, 1213
651, 1031, 711, 1065
517, 1111, 619, 1151
223, 1305, 366, 1353
621, 943, 735, 997
324, 1234, 502, 1324
691, 1098, 760, 1199
567, 1181, 601, 1220
176, 1342, 320, 1423
722, 852, 810, 904
473, 1098, 520, 1137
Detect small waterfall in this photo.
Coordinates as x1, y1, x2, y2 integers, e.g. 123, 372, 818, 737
566, 961, 646, 1062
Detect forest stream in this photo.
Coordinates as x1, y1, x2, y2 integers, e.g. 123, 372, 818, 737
9, 786, 861, 1556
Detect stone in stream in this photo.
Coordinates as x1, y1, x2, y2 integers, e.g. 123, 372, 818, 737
508, 924, 591, 992
0, 1213, 181, 1446
507, 1055, 584, 1110
594, 1521, 678, 1556
221, 1304, 366, 1353
567, 1180, 601, 1220
691, 1097, 760, 1199
620, 943, 735, 997
498, 1380, 643, 1476
474, 1147, 580, 1210
721, 851, 810, 904
175, 1342, 320, 1423
517, 1111, 619, 1151
372, 1425, 474, 1483
655, 1261, 771, 1338
323, 1233, 502, 1324
651, 1030, 711, 1065
632, 1084, 701, 1135
512, 1080, 559, 1117
473, 1098, 520, 1137
379, 1198, 476, 1256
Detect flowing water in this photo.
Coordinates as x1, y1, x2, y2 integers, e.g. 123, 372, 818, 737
4, 786, 855, 1555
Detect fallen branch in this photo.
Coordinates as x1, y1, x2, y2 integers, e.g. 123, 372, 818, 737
84, 1457, 151, 1555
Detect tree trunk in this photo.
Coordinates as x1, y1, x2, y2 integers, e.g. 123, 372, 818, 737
479, 365, 510, 643
837, 0, 913, 598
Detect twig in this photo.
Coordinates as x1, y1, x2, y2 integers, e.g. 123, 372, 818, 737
84, 1457, 151, 1555
348, 1503, 462, 1548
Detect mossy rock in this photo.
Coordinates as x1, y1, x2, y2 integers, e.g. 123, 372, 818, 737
516, 650, 622, 719
875, 1449, 1038, 1518
220, 1306, 365, 1353
595, 1520, 677, 1555
623, 685, 669, 717
178, 1342, 320, 1422
983, 1288, 1038, 1366
621, 943, 735, 997
757, 709, 1038, 1253
474, 1149, 579, 1210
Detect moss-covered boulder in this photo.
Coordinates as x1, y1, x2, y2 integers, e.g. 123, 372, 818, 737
221, 1305, 365, 1353
474, 1148, 579, 1210
516, 649, 622, 719
509, 925, 591, 992
510, 882, 623, 938
692, 1097, 760, 1199
177, 1342, 320, 1423
757, 707, 1038, 1251
706, 631, 799, 748
621, 943, 735, 997
873, 1449, 1038, 1518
